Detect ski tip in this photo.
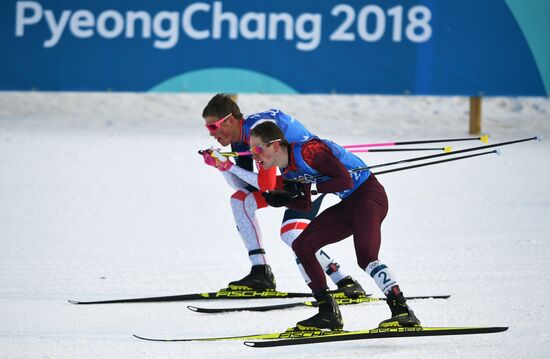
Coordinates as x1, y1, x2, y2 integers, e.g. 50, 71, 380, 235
133, 334, 152, 341
133, 334, 170, 342
497, 326, 509, 332
535, 134, 543, 142
243, 341, 257, 347
443, 146, 453, 153
480, 135, 489, 144
187, 305, 199, 312
68, 300, 81, 304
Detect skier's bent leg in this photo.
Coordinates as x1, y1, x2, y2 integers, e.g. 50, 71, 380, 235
228, 190, 275, 290
281, 196, 366, 296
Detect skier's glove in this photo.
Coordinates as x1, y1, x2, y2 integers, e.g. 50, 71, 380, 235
263, 181, 306, 207
262, 190, 294, 207
200, 149, 218, 167
282, 180, 306, 197
200, 148, 233, 171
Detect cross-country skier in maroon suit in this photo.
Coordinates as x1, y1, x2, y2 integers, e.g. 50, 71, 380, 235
248, 121, 421, 330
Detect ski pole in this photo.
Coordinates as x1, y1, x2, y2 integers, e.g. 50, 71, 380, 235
210, 135, 532, 161
353, 147, 452, 153
216, 135, 485, 157
216, 147, 452, 157
372, 150, 499, 175
363, 135, 540, 172
212, 135, 484, 157
343, 135, 489, 149
286, 135, 540, 183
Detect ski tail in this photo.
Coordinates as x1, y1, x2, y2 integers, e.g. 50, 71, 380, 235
132, 333, 270, 342
133, 328, 303, 342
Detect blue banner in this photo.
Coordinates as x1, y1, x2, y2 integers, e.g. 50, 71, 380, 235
1, 0, 548, 95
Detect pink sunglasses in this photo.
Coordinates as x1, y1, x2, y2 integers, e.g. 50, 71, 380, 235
205, 113, 232, 132
251, 139, 281, 155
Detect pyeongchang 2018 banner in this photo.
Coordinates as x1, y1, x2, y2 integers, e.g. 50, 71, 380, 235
0, 0, 549, 96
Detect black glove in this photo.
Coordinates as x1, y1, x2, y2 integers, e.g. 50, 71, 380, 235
262, 190, 294, 207
282, 180, 306, 198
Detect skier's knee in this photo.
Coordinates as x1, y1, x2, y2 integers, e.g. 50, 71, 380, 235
245, 191, 268, 209
231, 190, 247, 202
292, 235, 318, 258
291, 237, 303, 255
280, 219, 310, 247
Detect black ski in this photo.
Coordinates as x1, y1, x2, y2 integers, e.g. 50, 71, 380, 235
68, 289, 312, 305
187, 295, 450, 313
133, 327, 353, 342
132, 325, 507, 344
244, 326, 509, 347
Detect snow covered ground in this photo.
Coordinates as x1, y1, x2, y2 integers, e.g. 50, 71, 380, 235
0, 93, 549, 358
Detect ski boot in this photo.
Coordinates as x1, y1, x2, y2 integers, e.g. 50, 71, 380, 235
332, 276, 367, 299
296, 289, 344, 330
379, 287, 421, 328
227, 264, 276, 291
